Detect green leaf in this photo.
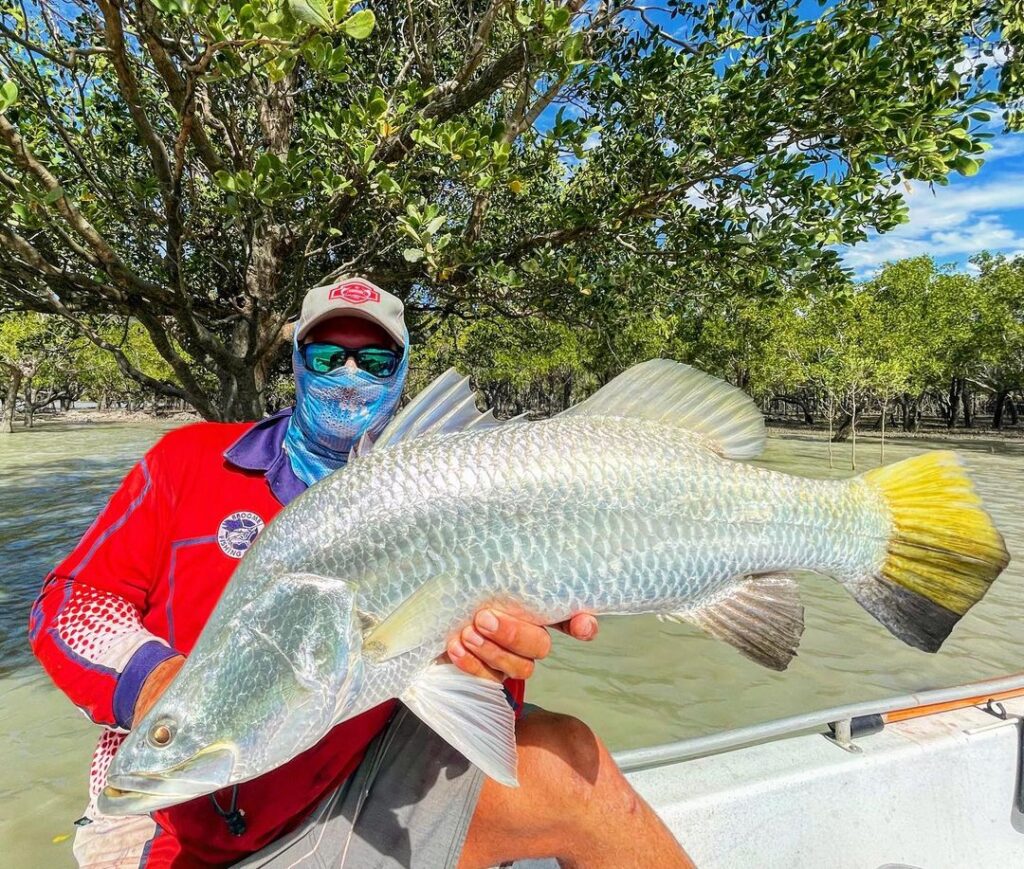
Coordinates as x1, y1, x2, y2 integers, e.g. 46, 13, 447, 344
375, 171, 401, 194
548, 7, 570, 30
953, 156, 981, 177
288, 0, 333, 29
0, 80, 18, 113
403, 248, 424, 262
341, 9, 375, 39
43, 187, 65, 205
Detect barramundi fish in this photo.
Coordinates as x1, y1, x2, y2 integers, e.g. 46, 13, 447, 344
100, 360, 1009, 814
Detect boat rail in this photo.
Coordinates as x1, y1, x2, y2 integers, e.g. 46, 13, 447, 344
614, 672, 1024, 772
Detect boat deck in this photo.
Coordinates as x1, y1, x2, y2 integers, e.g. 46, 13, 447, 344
622, 685, 1024, 868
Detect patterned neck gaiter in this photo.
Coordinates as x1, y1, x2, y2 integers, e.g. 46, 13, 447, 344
283, 332, 409, 486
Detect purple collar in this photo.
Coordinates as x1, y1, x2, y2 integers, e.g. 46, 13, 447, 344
223, 408, 307, 505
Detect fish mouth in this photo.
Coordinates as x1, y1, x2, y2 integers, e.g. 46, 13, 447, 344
98, 745, 237, 816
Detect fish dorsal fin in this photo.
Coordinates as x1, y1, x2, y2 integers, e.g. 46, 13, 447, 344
664, 573, 804, 670
401, 663, 519, 787
367, 368, 505, 453
559, 359, 765, 459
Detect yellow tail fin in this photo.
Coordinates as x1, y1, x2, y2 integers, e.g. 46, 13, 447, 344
856, 451, 1008, 652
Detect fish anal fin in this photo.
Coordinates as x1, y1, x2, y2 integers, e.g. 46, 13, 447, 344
402, 663, 518, 787
670, 573, 804, 671
559, 359, 765, 459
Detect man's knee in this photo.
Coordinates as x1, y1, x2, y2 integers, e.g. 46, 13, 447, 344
517, 710, 627, 800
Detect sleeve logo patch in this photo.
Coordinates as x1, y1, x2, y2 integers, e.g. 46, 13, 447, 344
217, 511, 265, 559
328, 281, 380, 304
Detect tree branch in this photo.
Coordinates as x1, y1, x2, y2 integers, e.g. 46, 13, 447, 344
0, 112, 172, 303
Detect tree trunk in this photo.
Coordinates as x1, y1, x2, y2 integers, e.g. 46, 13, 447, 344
993, 390, 1008, 429
831, 412, 851, 442
23, 379, 35, 428
946, 378, 960, 428
961, 382, 973, 428
1, 366, 22, 434
880, 398, 887, 464
850, 386, 857, 471
827, 392, 834, 470
911, 392, 923, 432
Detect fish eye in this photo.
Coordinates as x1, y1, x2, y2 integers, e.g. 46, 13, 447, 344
148, 719, 177, 749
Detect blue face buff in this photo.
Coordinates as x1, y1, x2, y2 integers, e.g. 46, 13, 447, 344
283, 330, 409, 486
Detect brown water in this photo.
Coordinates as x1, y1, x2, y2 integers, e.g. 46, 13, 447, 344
0, 423, 1021, 866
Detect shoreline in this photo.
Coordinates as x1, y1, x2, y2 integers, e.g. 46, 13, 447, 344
766, 422, 1024, 443
8, 408, 200, 427
9, 409, 1024, 444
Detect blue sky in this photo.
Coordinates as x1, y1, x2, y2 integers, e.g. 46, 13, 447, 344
841, 126, 1024, 279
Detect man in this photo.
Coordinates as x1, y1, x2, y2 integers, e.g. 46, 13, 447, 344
31, 277, 691, 867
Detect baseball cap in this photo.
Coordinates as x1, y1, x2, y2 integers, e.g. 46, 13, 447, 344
295, 276, 406, 347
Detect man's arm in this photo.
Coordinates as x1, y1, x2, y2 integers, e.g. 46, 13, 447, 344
28, 452, 182, 729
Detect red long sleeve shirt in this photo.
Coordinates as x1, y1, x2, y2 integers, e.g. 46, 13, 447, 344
30, 411, 524, 866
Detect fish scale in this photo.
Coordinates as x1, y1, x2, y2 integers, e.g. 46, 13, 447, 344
268, 417, 885, 647
254, 415, 890, 721
100, 360, 1007, 814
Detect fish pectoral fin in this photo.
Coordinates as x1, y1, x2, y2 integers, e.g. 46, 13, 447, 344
401, 663, 519, 787
363, 577, 448, 661
666, 573, 804, 671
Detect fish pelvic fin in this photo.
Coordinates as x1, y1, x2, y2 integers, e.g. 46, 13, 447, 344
559, 360, 765, 459
401, 663, 518, 787
667, 573, 804, 671
850, 451, 1009, 653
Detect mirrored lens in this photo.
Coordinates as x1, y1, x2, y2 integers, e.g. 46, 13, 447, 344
302, 344, 400, 377
356, 348, 399, 377
303, 344, 343, 374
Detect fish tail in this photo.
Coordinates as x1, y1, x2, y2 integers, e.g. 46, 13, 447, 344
846, 451, 1008, 653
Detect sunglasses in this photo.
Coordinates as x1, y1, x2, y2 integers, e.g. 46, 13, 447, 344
301, 343, 401, 378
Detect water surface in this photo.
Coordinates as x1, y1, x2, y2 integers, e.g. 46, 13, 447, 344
0, 423, 1021, 865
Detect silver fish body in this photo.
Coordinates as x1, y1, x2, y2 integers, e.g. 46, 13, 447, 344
280, 417, 884, 707
100, 362, 1006, 814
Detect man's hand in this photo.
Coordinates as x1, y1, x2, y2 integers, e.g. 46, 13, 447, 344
132, 654, 186, 728
446, 609, 598, 683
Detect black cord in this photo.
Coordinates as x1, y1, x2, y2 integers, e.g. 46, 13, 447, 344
209, 786, 247, 836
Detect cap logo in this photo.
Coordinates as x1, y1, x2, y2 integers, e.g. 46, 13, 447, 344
329, 281, 380, 305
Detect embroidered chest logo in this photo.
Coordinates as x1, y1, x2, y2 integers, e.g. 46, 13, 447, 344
217, 511, 265, 559
329, 281, 380, 304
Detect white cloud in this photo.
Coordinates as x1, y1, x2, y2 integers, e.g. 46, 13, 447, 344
841, 133, 1024, 277
983, 134, 1024, 162
953, 44, 1011, 77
